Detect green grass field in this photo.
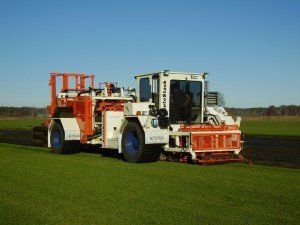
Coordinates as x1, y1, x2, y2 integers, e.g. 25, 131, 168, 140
0, 118, 47, 130
0, 143, 299, 225
240, 117, 300, 136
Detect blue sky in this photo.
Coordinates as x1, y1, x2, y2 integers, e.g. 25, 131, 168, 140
0, 0, 299, 107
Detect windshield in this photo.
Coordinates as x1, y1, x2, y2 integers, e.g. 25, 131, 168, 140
169, 80, 202, 124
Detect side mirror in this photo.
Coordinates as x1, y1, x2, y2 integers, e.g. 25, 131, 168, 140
157, 108, 168, 117
157, 108, 169, 129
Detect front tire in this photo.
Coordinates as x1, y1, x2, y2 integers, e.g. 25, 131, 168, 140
122, 122, 162, 163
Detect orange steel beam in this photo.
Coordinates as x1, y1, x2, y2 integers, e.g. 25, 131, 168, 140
48, 72, 95, 117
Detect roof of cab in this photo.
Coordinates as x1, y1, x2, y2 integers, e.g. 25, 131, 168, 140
135, 70, 202, 78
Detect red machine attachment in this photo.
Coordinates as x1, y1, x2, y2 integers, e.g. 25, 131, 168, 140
179, 124, 245, 165
195, 152, 244, 165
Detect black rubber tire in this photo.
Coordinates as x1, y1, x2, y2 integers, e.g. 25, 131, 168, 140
50, 122, 80, 154
122, 122, 162, 163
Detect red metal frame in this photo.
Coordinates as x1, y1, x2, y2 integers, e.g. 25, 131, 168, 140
97, 101, 125, 112
179, 124, 239, 132
73, 96, 93, 142
48, 73, 95, 117
179, 124, 242, 152
191, 132, 241, 151
195, 152, 244, 165
48, 73, 95, 143
48, 73, 128, 144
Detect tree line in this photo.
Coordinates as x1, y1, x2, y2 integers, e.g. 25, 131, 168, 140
0, 105, 299, 118
226, 105, 300, 117
0, 107, 48, 117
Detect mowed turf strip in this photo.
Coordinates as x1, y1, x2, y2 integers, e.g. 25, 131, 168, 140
0, 144, 299, 225
0, 118, 47, 130
241, 118, 300, 137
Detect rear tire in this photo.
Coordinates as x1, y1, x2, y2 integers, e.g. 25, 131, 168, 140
122, 122, 162, 163
50, 122, 80, 154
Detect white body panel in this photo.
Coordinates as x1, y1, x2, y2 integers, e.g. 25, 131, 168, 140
103, 111, 124, 148
144, 130, 169, 144
124, 102, 153, 116
136, 116, 169, 145
48, 118, 80, 147
205, 106, 242, 126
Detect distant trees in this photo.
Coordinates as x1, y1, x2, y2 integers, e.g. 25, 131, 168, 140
266, 105, 276, 116
226, 105, 300, 117
0, 105, 299, 118
0, 107, 48, 117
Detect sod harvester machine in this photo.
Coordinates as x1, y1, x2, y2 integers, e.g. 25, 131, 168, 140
33, 70, 243, 164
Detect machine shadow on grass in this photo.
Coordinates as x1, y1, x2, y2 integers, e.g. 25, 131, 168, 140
80, 144, 125, 161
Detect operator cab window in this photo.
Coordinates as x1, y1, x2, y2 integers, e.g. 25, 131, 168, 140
169, 80, 202, 124
139, 78, 151, 102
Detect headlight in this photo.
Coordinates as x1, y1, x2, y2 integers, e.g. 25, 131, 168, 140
151, 118, 159, 128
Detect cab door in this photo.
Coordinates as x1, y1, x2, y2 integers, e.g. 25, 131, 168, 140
138, 74, 160, 109
139, 77, 151, 102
